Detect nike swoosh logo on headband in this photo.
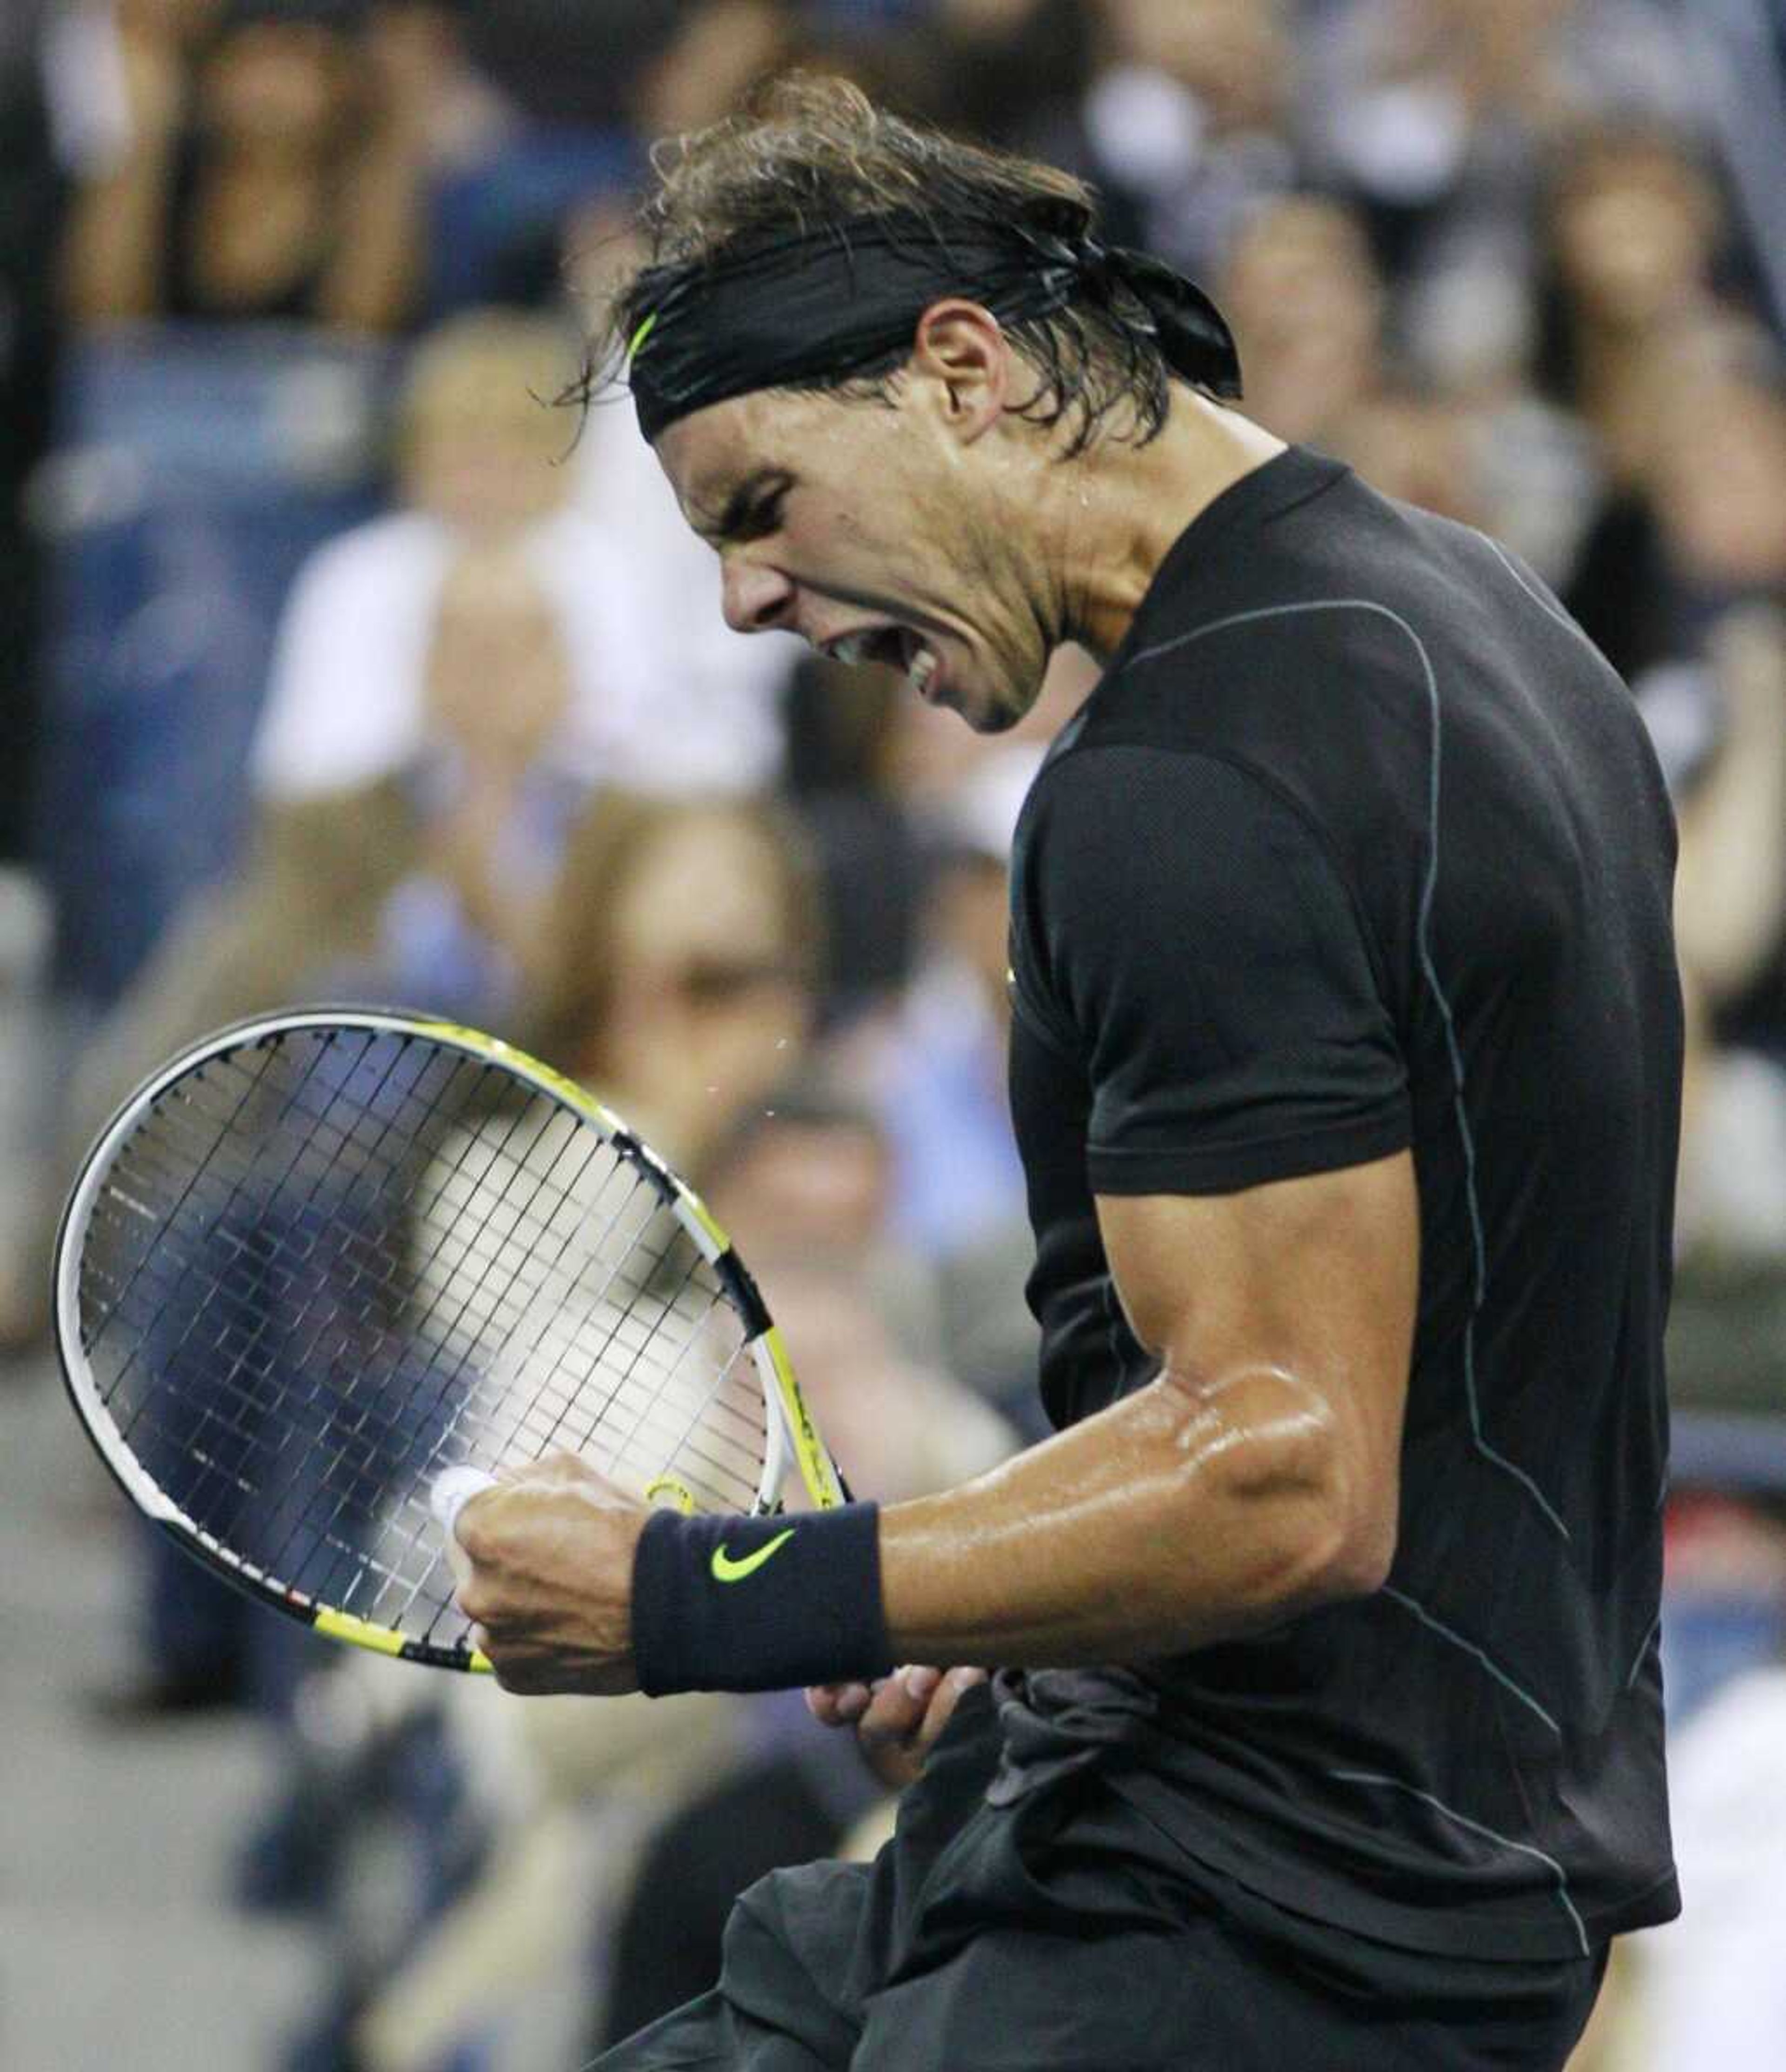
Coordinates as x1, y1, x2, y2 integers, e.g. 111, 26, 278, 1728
711, 1528, 796, 1583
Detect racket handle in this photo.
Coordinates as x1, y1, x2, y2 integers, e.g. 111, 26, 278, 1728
431, 1465, 498, 1540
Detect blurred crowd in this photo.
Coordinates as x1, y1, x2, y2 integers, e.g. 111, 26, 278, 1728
2, 2, 1785, 2067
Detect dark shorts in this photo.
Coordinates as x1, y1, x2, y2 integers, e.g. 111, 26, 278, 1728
591, 1688, 1608, 2072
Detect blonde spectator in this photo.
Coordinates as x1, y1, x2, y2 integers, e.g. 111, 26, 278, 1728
64, 537, 598, 1205
253, 307, 773, 806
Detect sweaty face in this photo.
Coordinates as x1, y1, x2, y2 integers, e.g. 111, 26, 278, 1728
655, 383, 1053, 733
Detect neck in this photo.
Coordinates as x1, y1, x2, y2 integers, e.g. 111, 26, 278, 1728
1043, 396, 1287, 663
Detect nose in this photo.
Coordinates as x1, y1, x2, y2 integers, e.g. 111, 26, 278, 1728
721, 555, 796, 636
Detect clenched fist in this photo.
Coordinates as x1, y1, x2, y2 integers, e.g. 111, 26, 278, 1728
445, 1453, 649, 1695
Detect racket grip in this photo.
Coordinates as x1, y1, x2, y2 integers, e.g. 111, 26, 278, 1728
431, 1465, 498, 1540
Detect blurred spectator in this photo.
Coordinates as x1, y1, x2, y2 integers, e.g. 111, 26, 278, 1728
1654, 607, 1786, 1423
782, 638, 1091, 1021
1688, 0, 1786, 346
283, 1632, 744, 2071
788, 649, 1089, 1424
1536, 122, 1767, 682
1646, 355, 1786, 647
1537, 122, 1739, 486
1326, 383, 1486, 525
635, 0, 803, 142
63, 0, 446, 335
1218, 191, 1386, 449
1301, 0, 1698, 311
252, 305, 783, 807
528, 791, 821, 1173
1626, 600, 1786, 1953
1064, 0, 1302, 278
702, 1082, 946, 1368
251, 306, 594, 798
1616, 352, 1786, 1041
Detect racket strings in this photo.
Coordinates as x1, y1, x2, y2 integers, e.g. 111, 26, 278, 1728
96, 1033, 466, 1611
76, 1027, 773, 1650
93, 1037, 406, 1475
192, 1035, 476, 1607
412, 1105, 763, 1506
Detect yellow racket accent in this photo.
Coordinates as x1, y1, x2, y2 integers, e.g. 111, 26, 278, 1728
628, 312, 659, 361
763, 1327, 848, 1510
413, 1019, 634, 1141
315, 1607, 493, 1673
314, 1607, 409, 1657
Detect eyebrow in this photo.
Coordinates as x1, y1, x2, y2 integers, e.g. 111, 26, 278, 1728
696, 467, 795, 545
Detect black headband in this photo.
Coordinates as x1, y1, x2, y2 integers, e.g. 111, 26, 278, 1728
625, 213, 1242, 442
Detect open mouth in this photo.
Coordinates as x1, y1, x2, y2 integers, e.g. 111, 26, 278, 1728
823, 626, 942, 700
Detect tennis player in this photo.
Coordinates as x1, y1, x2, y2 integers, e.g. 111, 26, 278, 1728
448, 78, 1681, 2068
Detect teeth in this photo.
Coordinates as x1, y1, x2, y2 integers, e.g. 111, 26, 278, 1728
907, 644, 939, 696
830, 633, 872, 667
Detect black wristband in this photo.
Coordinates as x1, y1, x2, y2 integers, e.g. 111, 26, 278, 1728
630, 1502, 893, 1696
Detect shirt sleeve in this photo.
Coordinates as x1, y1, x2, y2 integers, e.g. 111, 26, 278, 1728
1014, 744, 1411, 1195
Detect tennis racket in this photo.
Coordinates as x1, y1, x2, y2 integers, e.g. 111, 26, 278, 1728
54, 1008, 847, 1674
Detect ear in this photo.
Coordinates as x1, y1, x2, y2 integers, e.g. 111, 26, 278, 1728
909, 299, 1011, 444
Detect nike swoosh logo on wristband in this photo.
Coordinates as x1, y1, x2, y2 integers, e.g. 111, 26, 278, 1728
710, 1527, 796, 1583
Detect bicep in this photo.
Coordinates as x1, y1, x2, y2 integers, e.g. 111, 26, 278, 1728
1097, 1152, 1419, 1517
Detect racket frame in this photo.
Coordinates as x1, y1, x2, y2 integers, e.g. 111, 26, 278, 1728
54, 1007, 847, 1672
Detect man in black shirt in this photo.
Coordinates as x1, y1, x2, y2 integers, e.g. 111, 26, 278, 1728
447, 77, 1680, 2068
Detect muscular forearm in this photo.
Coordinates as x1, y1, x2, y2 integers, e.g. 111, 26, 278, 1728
878, 1361, 1392, 1667
456, 1366, 1379, 1702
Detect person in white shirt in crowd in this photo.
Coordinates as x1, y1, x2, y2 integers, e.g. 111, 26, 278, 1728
255, 304, 787, 807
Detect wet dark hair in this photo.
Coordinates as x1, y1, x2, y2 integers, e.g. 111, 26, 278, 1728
575, 73, 1180, 456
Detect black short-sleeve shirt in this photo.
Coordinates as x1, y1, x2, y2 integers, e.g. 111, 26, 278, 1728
1001, 447, 1682, 1961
